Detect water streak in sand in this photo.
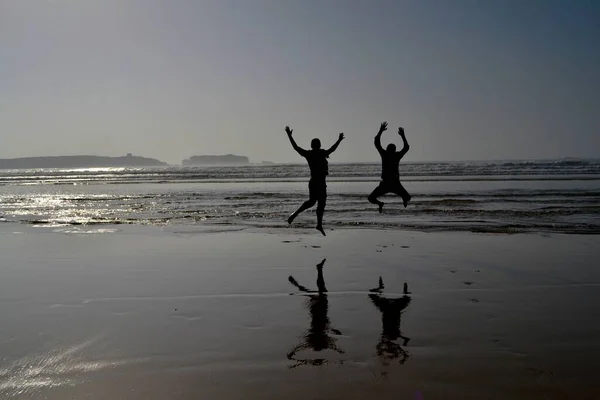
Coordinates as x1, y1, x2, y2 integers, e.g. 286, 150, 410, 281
80, 290, 414, 305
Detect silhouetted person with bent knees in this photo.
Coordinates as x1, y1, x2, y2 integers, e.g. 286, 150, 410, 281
368, 122, 411, 213
285, 126, 344, 236
287, 259, 344, 367
369, 277, 412, 365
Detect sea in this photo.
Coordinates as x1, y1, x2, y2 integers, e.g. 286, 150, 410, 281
1, 159, 599, 234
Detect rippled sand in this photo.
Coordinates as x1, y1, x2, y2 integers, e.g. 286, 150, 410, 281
0, 224, 598, 399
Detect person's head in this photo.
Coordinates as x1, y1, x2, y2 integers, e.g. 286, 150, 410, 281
311, 138, 321, 150
386, 143, 396, 153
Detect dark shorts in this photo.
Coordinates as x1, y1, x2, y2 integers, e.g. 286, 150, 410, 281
309, 178, 327, 202
370, 180, 409, 199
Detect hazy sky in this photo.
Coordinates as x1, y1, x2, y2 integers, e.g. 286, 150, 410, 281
1, 0, 599, 164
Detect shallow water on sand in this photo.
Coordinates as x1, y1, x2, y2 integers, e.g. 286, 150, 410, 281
0, 226, 598, 399
1, 162, 600, 234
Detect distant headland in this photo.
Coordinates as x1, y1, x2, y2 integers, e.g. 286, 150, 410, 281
182, 154, 250, 166
0, 154, 167, 169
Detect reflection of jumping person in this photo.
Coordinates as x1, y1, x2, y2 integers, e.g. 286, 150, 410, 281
287, 259, 344, 367
369, 277, 411, 365
285, 126, 345, 236
368, 122, 411, 213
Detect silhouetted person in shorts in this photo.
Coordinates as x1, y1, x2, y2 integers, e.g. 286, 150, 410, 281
368, 122, 411, 213
285, 126, 345, 235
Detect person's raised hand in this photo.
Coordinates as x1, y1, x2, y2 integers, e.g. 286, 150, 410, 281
379, 122, 388, 133
398, 127, 405, 136
285, 126, 293, 136
338, 133, 345, 141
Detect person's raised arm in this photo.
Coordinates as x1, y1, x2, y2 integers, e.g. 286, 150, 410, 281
375, 122, 387, 155
325, 133, 345, 156
397, 127, 410, 159
285, 126, 307, 156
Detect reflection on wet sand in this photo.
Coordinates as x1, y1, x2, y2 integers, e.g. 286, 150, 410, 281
287, 260, 413, 369
287, 259, 344, 368
369, 277, 412, 366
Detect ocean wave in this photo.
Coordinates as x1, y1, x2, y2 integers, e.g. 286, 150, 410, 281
1, 163, 599, 235
1, 160, 600, 186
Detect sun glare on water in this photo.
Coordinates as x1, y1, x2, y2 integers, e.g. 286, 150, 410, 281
0, 337, 134, 397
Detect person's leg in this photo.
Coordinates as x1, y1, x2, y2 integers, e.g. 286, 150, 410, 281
400, 334, 411, 347
288, 180, 318, 224
316, 199, 326, 235
288, 198, 316, 224
368, 182, 389, 213
316, 259, 327, 292
393, 182, 411, 208
315, 187, 326, 236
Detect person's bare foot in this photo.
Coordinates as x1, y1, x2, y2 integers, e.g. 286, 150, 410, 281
316, 225, 326, 236
403, 195, 411, 208
378, 202, 384, 214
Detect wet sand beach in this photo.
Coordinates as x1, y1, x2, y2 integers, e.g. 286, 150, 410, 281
3, 0, 600, 398
0, 224, 598, 399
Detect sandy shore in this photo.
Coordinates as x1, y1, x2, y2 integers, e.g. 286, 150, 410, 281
0, 224, 598, 399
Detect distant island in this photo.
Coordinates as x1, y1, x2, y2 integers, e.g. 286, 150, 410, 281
182, 154, 249, 166
0, 154, 167, 169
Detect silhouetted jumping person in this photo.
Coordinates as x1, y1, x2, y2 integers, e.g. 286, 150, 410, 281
368, 122, 411, 213
287, 259, 344, 367
285, 126, 344, 235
